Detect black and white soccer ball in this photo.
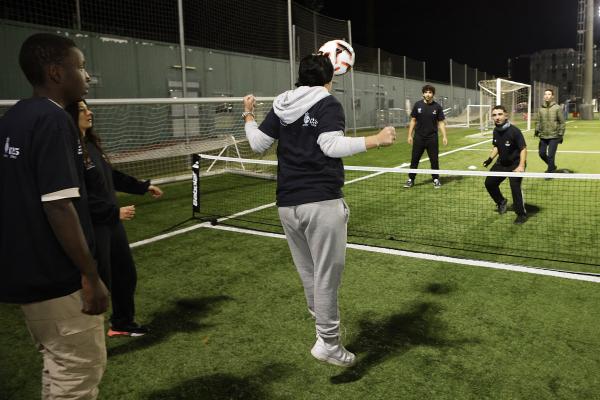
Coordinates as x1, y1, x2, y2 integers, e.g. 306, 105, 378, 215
318, 39, 355, 76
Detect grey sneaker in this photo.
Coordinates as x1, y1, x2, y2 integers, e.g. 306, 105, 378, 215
404, 179, 414, 188
497, 199, 508, 214
433, 179, 442, 189
311, 336, 356, 367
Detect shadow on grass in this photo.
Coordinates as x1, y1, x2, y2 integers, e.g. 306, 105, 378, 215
409, 174, 464, 188
108, 295, 231, 357
201, 177, 275, 197
424, 281, 457, 295
507, 203, 541, 218
439, 175, 465, 185
144, 363, 291, 400
331, 298, 476, 384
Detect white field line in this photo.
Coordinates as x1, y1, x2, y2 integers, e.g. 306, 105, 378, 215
131, 138, 493, 248
198, 224, 600, 283
461, 148, 600, 154
129, 201, 278, 249
133, 134, 600, 250
129, 133, 600, 281
347, 138, 492, 183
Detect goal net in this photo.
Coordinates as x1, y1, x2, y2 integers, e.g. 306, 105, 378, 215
445, 104, 492, 133
478, 78, 531, 131
0, 97, 276, 184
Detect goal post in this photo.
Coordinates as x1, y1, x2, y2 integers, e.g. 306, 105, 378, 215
478, 78, 532, 131
445, 104, 492, 133
466, 104, 492, 132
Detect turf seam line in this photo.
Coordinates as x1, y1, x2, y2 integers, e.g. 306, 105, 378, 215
202, 224, 600, 284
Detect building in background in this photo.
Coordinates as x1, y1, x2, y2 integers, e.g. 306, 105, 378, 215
529, 48, 599, 105
507, 55, 531, 84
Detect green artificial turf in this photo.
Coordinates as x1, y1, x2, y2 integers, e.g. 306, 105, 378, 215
1, 118, 599, 399
2, 228, 600, 399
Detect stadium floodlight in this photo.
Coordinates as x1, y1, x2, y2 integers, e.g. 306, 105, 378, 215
478, 78, 532, 131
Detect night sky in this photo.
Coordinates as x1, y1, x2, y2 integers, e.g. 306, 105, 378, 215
318, 0, 592, 81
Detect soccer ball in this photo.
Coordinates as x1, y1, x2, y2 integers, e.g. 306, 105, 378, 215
318, 39, 355, 76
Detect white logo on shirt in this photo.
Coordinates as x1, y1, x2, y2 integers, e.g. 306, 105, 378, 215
77, 139, 83, 155
505, 141, 511, 146
302, 112, 318, 127
3, 137, 20, 159
417, 108, 422, 113
433, 110, 437, 115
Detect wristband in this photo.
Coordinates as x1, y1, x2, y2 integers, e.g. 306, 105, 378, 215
241, 111, 255, 120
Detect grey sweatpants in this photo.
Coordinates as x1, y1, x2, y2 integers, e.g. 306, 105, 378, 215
278, 198, 349, 340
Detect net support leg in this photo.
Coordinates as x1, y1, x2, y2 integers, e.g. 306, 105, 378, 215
206, 144, 231, 173
231, 135, 246, 171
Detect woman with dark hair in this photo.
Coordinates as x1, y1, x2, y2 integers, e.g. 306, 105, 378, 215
67, 100, 163, 337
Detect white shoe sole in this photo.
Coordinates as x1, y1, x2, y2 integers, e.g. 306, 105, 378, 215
311, 348, 356, 367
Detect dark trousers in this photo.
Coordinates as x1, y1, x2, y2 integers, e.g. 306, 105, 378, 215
539, 138, 560, 172
109, 222, 138, 327
484, 163, 526, 216
94, 225, 112, 288
409, 134, 439, 181
94, 221, 138, 328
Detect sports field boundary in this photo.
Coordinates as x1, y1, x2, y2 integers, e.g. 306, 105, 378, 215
130, 222, 600, 283
129, 133, 600, 283
130, 136, 496, 249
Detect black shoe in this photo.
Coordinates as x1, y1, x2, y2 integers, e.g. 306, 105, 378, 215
514, 215, 528, 224
404, 179, 414, 188
108, 322, 149, 337
433, 179, 442, 189
497, 199, 508, 214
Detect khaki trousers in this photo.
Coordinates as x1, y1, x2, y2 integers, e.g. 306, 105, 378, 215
21, 290, 106, 400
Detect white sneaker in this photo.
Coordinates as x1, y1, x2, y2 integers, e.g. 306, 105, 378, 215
310, 336, 356, 367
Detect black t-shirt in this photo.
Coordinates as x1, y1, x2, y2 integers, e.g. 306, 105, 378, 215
492, 124, 527, 167
410, 100, 445, 138
259, 95, 345, 207
0, 98, 94, 303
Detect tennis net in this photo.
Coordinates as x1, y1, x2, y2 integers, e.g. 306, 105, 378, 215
193, 154, 600, 272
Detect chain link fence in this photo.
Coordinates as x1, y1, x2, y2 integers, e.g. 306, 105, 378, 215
2, 0, 497, 130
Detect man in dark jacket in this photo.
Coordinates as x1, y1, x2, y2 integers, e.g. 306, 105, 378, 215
535, 89, 565, 173
483, 105, 528, 224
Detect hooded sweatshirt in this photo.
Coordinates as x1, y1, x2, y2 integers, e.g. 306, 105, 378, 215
244, 86, 366, 206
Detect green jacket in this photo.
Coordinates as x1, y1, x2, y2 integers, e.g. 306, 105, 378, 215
535, 101, 565, 139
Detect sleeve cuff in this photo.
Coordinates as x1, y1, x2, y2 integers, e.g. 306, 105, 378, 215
41, 188, 80, 202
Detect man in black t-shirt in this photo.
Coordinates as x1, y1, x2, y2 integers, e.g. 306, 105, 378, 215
0, 33, 108, 398
483, 105, 528, 224
405, 84, 448, 188
242, 54, 396, 367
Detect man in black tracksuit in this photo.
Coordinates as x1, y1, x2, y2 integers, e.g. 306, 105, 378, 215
483, 105, 528, 224
405, 84, 448, 188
